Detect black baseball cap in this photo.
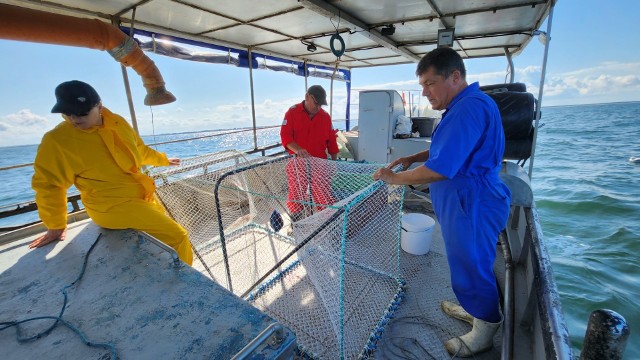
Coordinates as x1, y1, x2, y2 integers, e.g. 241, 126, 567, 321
51, 80, 101, 115
307, 85, 327, 106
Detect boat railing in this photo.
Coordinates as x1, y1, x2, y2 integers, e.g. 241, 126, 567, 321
499, 161, 573, 359
144, 125, 281, 147
501, 202, 574, 360
0, 125, 285, 172
0, 194, 83, 232
0, 126, 286, 231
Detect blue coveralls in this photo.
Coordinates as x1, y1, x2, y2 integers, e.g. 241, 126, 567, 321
425, 82, 511, 323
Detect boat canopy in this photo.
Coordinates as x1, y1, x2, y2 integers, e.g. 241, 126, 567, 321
0, 0, 555, 175
0, 0, 554, 73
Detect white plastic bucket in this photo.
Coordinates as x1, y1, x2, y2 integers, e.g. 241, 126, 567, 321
400, 213, 435, 255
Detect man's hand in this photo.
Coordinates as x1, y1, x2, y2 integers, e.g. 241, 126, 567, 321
29, 228, 67, 249
373, 167, 395, 183
295, 149, 310, 158
286, 142, 310, 158
388, 156, 412, 170
168, 158, 181, 166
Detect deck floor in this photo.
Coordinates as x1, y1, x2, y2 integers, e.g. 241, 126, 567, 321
1, 205, 504, 359
374, 211, 501, 359
187, 197, 504, 359
0, 221, 295, 359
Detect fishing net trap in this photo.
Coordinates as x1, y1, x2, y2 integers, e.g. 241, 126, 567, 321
149, 150, 406, 359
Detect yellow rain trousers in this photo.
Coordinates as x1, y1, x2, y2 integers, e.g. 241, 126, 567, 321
32, 107, 193, 265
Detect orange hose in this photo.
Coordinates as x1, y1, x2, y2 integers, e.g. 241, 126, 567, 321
0, 4, 175, 105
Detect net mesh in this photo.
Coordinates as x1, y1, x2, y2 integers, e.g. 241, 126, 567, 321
150, 151, 405, 359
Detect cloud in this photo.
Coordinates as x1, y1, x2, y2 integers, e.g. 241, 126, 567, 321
134, 97, 302, 135
5, 60, 638, 145
0, 110, 52, 146
343, 60, 640, 113
513, 62, 640, 105
468, 70, 513, 85
564, 73, 640, 95
352, 79, 420, 92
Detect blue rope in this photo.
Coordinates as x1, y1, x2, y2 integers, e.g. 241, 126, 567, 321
245, 259, 301, 301
0, 233, 117, 359
339, 205, 350, 359
359, 277, 407, 359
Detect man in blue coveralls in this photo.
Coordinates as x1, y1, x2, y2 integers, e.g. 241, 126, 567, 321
373, 47, 511, 357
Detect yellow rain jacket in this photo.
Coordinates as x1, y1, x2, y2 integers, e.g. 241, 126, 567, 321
32, 107, 193, 265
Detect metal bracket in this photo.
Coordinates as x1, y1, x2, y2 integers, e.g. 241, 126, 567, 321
231, 323, 285, 359
138, 231, 181, 268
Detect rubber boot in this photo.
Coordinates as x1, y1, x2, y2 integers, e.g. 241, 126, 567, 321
444, 316, 502, 357
441, 300, 474, 325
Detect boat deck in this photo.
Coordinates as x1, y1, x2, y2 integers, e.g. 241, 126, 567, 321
1, 197, 504, 360
0, 220, 295, 360
372, 200, 501, 360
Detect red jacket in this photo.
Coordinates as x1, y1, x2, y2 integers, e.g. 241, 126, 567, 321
280, 102, 339, 158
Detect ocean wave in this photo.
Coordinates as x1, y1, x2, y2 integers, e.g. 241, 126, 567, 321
536, 196, 638, 216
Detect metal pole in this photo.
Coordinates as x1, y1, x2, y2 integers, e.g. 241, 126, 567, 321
505, 46, 515, 84
120, 60, 139, 134
345, 69, 351, 130
527, 5, 554, 179
248, 47, 258, 150
330, 61, 338, 118
111, 16, 139, 134
138, 232, 181, 268
231, 323, 285, 360
304, 60, 308, 90
499, 231, 514, 360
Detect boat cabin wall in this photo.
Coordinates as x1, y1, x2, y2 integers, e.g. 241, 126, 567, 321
354, 90, 434, 165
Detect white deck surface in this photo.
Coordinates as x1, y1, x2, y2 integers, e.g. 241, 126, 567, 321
0, 220, 294, 359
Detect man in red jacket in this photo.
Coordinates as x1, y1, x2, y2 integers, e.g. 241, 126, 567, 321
280, 85, 339, 218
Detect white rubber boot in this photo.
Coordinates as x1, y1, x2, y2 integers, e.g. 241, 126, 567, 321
444, 316, 502, 357
441, 300, 474, 325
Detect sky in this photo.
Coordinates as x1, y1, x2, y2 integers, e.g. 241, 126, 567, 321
0, 0, 639, 147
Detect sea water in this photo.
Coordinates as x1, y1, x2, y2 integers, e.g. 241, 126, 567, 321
0, 102, 638, 358
0, 127, 284, 228
532, 101, 639, 358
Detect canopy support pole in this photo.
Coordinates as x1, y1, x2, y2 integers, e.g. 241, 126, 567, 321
528, 5, 555, 179
248, 47, 258, 150
505, 46, 515, 84
304, 60, 308, 90
330, 61, 338, 118
345, 69, 351, 131
112, 16, 139, 134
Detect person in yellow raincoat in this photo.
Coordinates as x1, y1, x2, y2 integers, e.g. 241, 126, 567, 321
29, 80, 193, 266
